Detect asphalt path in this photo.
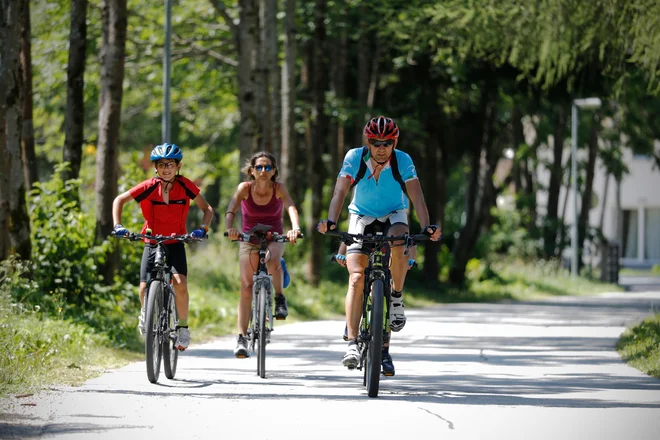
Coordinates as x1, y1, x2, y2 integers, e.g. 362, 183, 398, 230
1, 290, 659, 439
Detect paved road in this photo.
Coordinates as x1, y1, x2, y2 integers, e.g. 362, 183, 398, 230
2, 291, 660, 440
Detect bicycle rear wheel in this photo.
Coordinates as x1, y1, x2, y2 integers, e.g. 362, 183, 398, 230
257, 282, 268, 378
366, 279, 384, 397
145, 280, 164, 383
162, 285, 178, 379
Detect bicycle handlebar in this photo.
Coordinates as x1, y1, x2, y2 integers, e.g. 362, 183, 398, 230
223, 230, 304, 243
111, 231, 203, 244
323, 229, 430, 247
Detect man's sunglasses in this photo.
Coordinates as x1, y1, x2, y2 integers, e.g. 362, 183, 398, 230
369, 139, 395, 147
254, 165, 274, 172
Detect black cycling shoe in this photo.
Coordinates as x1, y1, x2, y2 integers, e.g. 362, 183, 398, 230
274, 294, 288, 320
381, 351, 395, 377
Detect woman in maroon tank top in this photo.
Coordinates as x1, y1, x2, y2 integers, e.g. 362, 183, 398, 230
225, 152, 302, 358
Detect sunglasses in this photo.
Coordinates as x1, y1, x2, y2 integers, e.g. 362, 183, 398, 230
254, 165, 274, 172
156, 162, 178, 169
369, 139, 395, 147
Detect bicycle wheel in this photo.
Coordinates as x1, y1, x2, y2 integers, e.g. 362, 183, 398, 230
257, 282, 268, 378
162, 285, 178, 379
145, 280, 164, 383
366, 279, 384, 397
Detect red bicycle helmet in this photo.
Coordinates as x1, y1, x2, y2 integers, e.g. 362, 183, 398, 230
363, 115, 399, 139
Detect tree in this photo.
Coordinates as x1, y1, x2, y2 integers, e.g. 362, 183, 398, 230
0, 0, 31, 260
280, 0, 296, 190
96, 0, 127, 279
19, 0, 37, 189
62, 0, 88, 184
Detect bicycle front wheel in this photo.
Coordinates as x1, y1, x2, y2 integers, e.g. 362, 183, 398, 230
162, 285, 178, 379
145, 280, 164, 383
366, 279, 384, 398
257, 282, 268, 378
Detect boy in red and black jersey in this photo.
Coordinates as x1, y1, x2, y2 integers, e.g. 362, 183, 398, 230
112, 143, 214, 351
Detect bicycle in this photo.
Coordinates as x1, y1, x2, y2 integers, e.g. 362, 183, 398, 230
112, 231, 202, 383
224, 223, 303, 378
323, 227, 430, 397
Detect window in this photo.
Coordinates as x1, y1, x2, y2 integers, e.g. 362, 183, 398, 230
645, 208, 660, 259
622, 209, 638, 259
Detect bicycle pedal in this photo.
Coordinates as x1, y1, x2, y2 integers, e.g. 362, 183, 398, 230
382, 371, 395, 377
275, 316, 286, 321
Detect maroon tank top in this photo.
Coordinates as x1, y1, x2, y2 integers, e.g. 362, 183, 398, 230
241, 182, 284, 233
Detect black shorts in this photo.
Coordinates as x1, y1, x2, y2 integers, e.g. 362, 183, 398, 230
140, 242, 188, 282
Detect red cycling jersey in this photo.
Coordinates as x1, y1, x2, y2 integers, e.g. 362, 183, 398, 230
129, 176, 200, 243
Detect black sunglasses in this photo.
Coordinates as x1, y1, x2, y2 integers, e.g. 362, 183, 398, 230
369, 139, 395, 147
254, 165, 274, 172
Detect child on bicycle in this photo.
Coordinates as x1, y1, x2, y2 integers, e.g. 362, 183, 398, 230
112, 143, 214, 351
225, 151, 302, 358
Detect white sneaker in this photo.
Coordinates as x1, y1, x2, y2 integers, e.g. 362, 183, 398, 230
176, 327, 190, 351
342, 344, 359, 369
138, 308, 145, 336
389, 295, 406, 332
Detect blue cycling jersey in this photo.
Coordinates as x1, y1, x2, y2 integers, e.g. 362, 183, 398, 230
338, 147, 418, 217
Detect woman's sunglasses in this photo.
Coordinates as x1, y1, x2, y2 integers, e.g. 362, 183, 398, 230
254, 165, 274, 172
369, 139, 395, 147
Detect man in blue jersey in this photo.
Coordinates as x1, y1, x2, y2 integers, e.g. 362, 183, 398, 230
317, 116, 441, 375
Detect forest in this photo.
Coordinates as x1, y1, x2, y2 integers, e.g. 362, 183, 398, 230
1, 0, 659, 357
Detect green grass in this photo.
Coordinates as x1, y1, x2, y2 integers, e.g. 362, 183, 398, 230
0, 298, 140, 396
616, 313, 660, 378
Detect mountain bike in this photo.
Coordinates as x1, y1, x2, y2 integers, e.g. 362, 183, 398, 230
112, 231, 201, 383
324, 228, 430, 397
224, 224, 302, 378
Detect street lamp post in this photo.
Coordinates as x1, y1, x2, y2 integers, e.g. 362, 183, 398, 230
162, 0, 173, 143
571, 97, 602, 277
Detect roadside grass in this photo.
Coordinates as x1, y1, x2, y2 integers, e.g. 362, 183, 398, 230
616, 313, 660, 378
0, 296, 140, 396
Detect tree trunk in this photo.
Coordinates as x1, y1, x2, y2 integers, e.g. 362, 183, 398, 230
267, 0, 280, 158
307, 0, 326, 286
577, 112, 600, 270
0, 0, 31, 261
543, 106, 566, 258
62, 0, 88, 184
237, 0, 259, 172
354, 8, 368, 145
280, 0, 296, 196
449, 86, 498, 284
96, 0, 127, 280
19, 0, 37, 189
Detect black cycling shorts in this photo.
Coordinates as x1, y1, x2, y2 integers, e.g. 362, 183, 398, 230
140, 242, 188, 282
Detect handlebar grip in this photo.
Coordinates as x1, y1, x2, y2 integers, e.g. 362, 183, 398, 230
223, 232, 229, 236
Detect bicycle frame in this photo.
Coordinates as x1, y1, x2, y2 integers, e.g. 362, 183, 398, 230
112, 231, 200, 383
225, 223, 302, 378
324, 228, 429, 397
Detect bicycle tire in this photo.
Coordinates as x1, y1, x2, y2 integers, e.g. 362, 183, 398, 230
366, 279, 384, 397
257, 282, 268, 378
162, 285, 178, 379
145, 280, 164, 383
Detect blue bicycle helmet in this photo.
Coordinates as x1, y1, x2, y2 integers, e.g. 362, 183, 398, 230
150, 143, 183, 162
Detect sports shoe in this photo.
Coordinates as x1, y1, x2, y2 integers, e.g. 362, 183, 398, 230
342, 343, 360, 369
234, 334, 249, 358
281, 258, 291, 289
138, 308, 146, 336
389, 295, 406, 332
381, 350, 395, 376
275, 294, 288, 320
175, 327, 190, 351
